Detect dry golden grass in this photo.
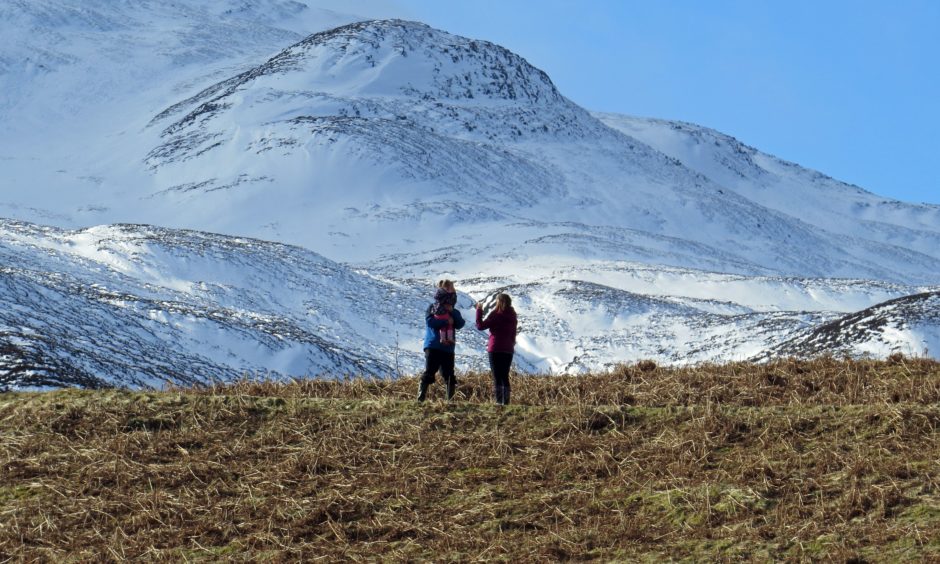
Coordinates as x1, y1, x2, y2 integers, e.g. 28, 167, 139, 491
1, 357, 939, 561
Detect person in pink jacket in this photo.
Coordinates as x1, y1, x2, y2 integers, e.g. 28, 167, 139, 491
474, 293, 518, 405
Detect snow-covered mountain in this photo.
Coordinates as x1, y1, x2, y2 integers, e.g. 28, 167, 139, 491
1, 4, 938, 388
596, 113, 940, 262
765, 291, 940, 360
1, 217, 933, 390
6, 13, 940, 283
0, 218, 483, 389
1, 0, 368, 221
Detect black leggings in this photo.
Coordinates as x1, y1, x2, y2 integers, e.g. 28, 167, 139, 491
422, 348, 455, 386
488, 352, 513, 388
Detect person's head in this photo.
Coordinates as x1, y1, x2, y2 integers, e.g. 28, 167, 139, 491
438, 279, 455, 293
434, 285, 457, 303
495, 293, 512, 313
434, 281, 457, 315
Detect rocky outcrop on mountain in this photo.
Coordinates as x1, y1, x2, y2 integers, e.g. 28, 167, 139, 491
764, 291, 940, 360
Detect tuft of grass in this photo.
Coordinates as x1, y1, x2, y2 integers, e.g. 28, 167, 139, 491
0, 357, 938, 560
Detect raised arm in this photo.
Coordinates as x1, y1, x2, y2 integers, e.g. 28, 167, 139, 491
475, 307, 492, 331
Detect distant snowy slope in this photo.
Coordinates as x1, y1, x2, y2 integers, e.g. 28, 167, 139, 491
0, 0, 366, 226
0, 0, 362, 131
3, 217, 935, 388
0, 219, 490, 389
766, 291, 940, 359
596, 113, 940, 258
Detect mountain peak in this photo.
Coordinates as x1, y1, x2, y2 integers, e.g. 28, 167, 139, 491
149, 17, 595, 167
271, 18, 564, 104
154, 18, 569, 129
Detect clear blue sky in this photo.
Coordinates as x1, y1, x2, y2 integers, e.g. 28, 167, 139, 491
391, 0, 939, 205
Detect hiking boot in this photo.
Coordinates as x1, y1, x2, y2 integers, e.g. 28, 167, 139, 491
417, 381, 429, 402
446, 379, 456, 401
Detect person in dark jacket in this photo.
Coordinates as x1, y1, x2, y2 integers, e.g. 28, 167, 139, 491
418, 282, 466, 402
475, 293, 518, 405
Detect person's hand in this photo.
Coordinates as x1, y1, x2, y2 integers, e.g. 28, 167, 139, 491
474, 301, 483, 310
447, 317, 454, 326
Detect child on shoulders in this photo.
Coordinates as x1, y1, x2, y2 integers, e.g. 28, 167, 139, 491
432, 280, 458, 345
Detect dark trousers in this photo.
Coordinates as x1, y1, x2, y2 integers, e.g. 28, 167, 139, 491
419, 348, 456, 400
489, 352, 513, 404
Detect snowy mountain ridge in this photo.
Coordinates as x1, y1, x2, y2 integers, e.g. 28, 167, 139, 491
2, 218, 936, 390
766, 291, 940, 360
0, 219, 450, 389
1, 5, 939, 388
597, 113, 940, 250
135, 18, 940, 284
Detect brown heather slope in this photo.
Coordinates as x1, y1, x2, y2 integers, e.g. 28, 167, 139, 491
1, 357, 939, 561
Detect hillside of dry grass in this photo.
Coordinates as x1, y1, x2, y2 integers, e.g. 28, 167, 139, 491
1, 358, 939, 561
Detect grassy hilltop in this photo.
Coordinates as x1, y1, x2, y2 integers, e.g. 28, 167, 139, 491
1, 358, 939, 561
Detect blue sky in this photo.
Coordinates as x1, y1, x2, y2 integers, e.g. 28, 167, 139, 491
391, 0, 939, 205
